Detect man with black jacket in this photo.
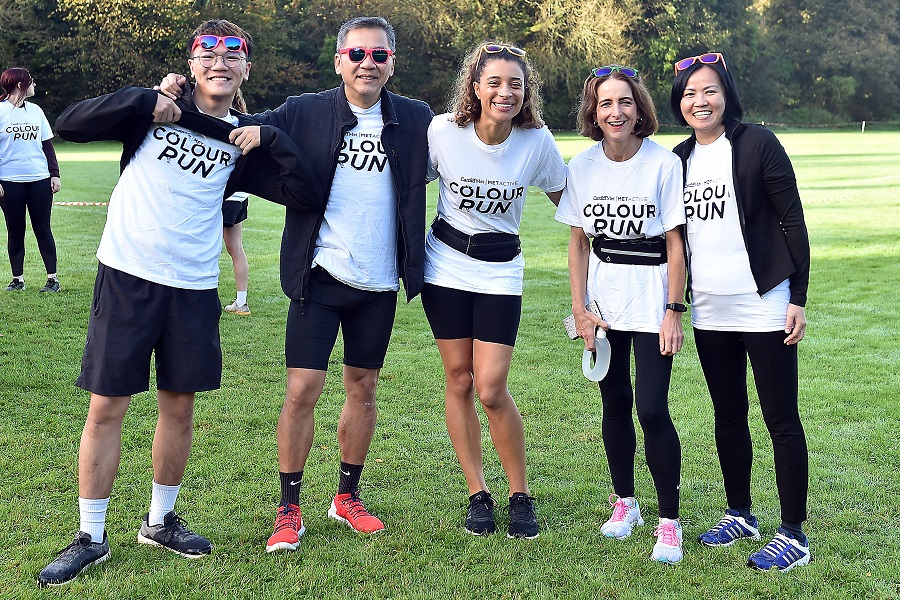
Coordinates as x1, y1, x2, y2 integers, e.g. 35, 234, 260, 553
161, 15, 433, 551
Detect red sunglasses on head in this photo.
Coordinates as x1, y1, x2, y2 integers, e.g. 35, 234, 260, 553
674, 52, 727, 74
192, 35, 248, 55
338, 47, 394, 64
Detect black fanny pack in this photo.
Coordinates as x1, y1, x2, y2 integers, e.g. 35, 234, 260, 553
431, 218, 521, 263
591, 235, 667, 265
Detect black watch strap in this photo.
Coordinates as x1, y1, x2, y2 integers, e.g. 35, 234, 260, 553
665, 302, 687, 313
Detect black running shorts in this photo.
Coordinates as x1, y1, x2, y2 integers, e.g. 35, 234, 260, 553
420, 283, 522, 347
76, 263, 222, 396
285, 267, 398, 371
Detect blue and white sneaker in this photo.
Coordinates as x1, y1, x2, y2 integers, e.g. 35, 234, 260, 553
697, 509, 761, 547
747, 528, 811, 572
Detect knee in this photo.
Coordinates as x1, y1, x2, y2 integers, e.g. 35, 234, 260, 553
636, 405, 673, 435
285, 378, 321, 413
445, 368, 474, 399
345, 371, 379, 407
474, 383, 510, 411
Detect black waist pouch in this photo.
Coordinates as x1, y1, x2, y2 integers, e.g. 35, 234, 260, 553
591, 235, 667, 265
431, 218, 521, 263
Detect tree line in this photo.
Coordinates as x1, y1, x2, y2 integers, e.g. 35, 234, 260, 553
2, 0, 898, 129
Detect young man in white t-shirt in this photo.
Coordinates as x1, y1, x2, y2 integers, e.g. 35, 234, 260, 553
38, 20, 316, 587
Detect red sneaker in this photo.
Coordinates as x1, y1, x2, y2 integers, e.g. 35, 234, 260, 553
265, 503, 305, 553
327, 492, 385, 533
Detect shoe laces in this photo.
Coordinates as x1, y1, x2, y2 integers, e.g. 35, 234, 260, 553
607, 494, 630, 523
708, 513, 737, 534
273, 504, 300, 533
654, 521, 681, 546
759, 533, 792, 558
340, 493, 371, 520
160, 512, 194, 542
508, 494, 535, 521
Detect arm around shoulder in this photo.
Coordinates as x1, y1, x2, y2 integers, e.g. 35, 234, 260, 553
56, 87, 160, 143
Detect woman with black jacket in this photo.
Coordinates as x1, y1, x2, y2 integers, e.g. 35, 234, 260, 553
670, 53, 811, 572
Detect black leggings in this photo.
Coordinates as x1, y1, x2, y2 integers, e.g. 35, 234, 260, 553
599, 330, 681, 519
693, 328, 808, 525
1, 179, 57, 276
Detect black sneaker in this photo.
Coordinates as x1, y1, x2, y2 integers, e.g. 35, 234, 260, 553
37, 531, 110, 587
5, 279, 24, 291
465, 490, 496, 536
507, 492, 539, 539
39, 277, 60, 292
137, 511, 212, 558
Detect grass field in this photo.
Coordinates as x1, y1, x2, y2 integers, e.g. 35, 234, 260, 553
1, 130, 898, 599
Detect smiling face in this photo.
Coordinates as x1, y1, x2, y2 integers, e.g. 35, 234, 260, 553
188, 43, 251, 105
473, 57, 525, 127
679, 66, 726, 144
594, 77, 640, 146
335, 27, 395, 109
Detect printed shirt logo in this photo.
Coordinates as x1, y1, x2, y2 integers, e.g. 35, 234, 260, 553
338, 132, 388, 172
5, 123, 40, 141
583, 195, 656, 237
449, 176, 524, 216
152, 125, 235, 178
684, 178, 728, 221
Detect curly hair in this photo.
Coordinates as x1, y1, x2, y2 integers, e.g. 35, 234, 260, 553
576, 67, 658, 141
447, 42, 544, 129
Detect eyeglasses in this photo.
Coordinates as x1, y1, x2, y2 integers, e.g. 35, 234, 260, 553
338, 47, 394, 64
673, 53, 727, 74
592, 65, 638, 78
192, 35, 248, 55
190, 53, 246, 68
480, 44, 526, 57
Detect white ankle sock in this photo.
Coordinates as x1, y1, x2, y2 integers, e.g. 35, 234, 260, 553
148, 481, 181, 526
79, 497, 110, 543
236, 290, 247, 305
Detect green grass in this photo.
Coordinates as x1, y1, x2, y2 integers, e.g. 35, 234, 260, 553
1, 131, 898, 598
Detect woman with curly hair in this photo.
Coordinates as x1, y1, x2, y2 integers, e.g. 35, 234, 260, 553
422, 42, 567, 539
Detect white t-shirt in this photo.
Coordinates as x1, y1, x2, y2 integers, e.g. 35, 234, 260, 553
685, 134, 789, 331
96, 114, 240, 290
555, 138, 684, 333
683, 133, 756, 294
313, 100, 399, 292
0, 100, 53, 182
425, 114, 567, 295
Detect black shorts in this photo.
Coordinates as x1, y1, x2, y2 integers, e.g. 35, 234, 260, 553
76, 263, 222, 396
420, 283, 522, 347
285, 267, 398, 371
222, 195, 248, 227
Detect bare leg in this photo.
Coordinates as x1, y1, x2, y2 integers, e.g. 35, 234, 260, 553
223, 223, 248, 295
435, 338, 488, 495
78, 394, 131, 498
152, 390, 196, 486
338, 366, 380, 464
473, 340, 529, 496
278, 368, 326, 471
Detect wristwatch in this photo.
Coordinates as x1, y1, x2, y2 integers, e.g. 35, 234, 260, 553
665, 302, 687, 313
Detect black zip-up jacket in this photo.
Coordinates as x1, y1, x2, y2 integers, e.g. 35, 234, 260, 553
55, 86, 319, 212
251, 84, 433, 303
673, 120, 810, 307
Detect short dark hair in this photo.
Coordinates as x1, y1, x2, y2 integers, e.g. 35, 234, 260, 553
576, 68, 658, 141
669, 59, 744, 126
188, 19, 253, 60
336, 16, 396, 52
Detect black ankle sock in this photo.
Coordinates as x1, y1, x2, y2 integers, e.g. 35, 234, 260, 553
780, 522, 806, 542
733, 507, 754, 522
279, 470, 303, 506
337, 462, 364, 495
